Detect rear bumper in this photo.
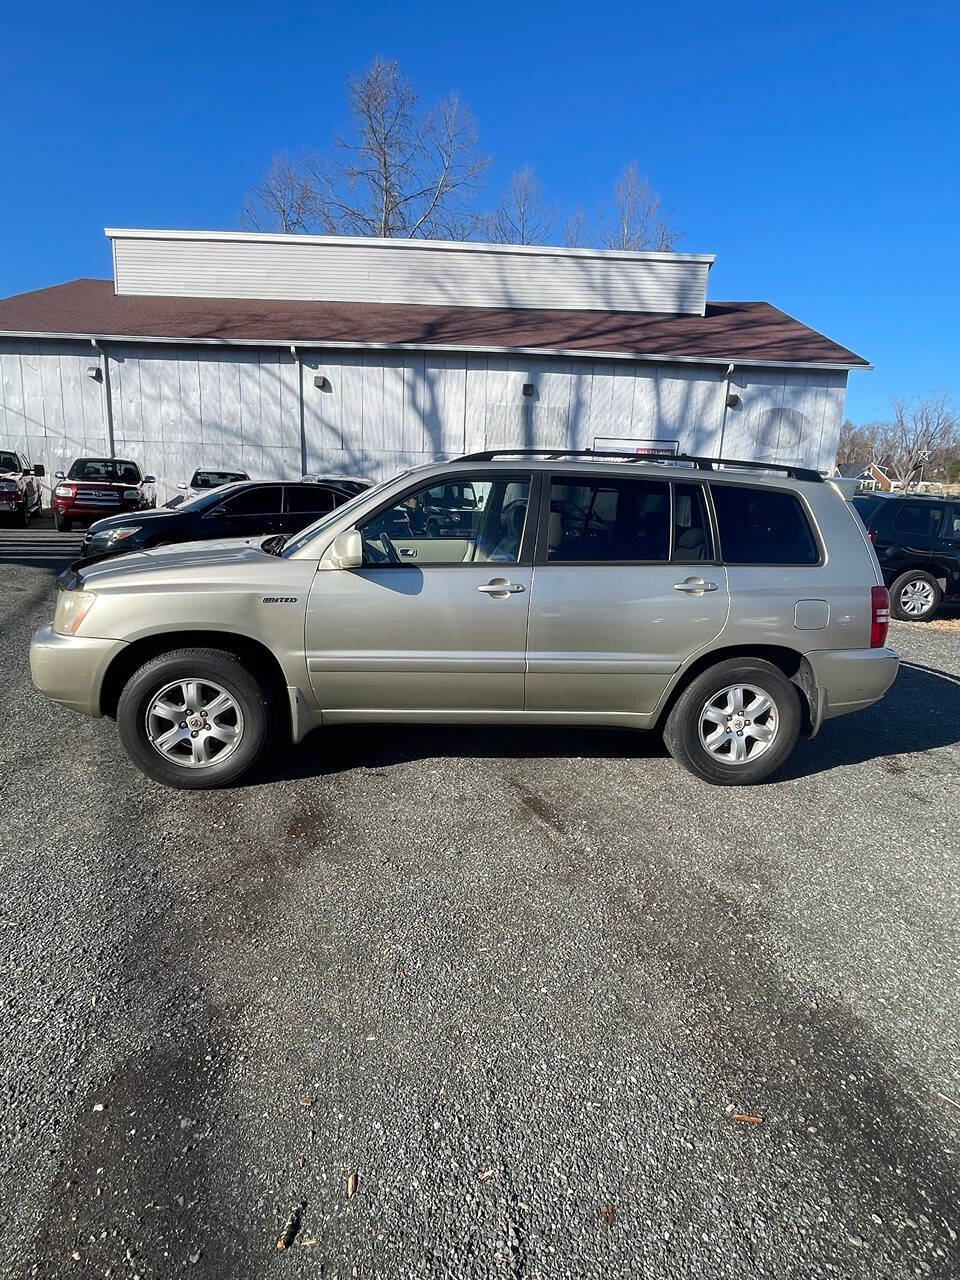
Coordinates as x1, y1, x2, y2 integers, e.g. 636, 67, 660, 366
805, 646, 900, 722
29, 625, 126, 717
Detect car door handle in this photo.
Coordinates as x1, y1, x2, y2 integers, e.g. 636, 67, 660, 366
674, 577, 718, 593
478, 579, 525, 595
399, 547, 418, 557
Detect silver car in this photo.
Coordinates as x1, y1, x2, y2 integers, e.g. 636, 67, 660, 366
30, 451, 899, 789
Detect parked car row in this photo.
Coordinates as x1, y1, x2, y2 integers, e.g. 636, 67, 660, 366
30, 449, 900, 792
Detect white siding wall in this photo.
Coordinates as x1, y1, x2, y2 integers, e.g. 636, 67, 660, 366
110, 231, 713, 315
0, 340, 848, 502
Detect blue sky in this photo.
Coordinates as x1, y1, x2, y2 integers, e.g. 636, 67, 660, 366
2, 0, 958, 422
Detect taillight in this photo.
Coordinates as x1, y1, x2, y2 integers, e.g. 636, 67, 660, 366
871, 585, 890, 648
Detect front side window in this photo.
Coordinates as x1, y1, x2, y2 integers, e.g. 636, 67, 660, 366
359, 476, 531, 566
712, 484, 819, 565
214, 486, 282, 516
890, 502, 945, 538
546, 477, 670, 562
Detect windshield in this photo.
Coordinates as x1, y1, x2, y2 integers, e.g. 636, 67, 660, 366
191, 469, 247, 489
282, 472, 407, 557
67, 458, 142, 484
0, 451, 19, 472
176, 481, 254, 513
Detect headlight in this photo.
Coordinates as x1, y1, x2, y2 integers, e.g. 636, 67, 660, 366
93, 525, 141, 546
55, 484, 75, 498
53, 590, 97, 637
122, 488, 141, 500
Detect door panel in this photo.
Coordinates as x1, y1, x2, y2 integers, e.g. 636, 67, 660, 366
525, 565, 729, 713
305, 565, 532, 711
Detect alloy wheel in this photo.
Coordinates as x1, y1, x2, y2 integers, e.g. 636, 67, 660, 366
899, 579, 935, 617
145, 678, 244, 769
697, 683, 779, 764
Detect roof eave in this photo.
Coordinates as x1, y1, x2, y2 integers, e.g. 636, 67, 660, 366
0, 328, 870, 371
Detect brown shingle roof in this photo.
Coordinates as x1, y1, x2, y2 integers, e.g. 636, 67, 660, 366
0, 278, 869, 368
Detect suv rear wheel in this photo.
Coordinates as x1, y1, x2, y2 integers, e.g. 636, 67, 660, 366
117, 648, 275, 789
889, 569, 941, 622
663, 658, 801, 786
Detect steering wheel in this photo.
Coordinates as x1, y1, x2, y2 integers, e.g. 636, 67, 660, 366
361, 532, 402, 565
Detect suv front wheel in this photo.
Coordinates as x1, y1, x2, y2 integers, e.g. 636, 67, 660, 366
117, 647, 274, 789
889, 569, 941, 622
663, 658, 802, 786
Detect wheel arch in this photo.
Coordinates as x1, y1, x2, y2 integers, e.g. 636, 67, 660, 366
888, 562, 949, 589
654, 644, 817, 736
100, 630, 291, 737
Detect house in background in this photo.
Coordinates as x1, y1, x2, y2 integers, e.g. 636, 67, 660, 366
0, 229, 870, 501
856, 463, 898, 492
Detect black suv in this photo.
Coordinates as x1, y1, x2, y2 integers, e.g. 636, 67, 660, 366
852, 493, 960, 621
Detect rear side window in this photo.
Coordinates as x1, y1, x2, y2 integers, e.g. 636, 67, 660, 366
285, 486, 338, 515
712, 484, 819, 565
546, 477, 670, 562
890, 502, 945, 537
673, 484, 713, 561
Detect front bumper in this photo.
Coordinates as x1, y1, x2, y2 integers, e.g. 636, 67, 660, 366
29, 625, 127, 717
805, 646, 900, 722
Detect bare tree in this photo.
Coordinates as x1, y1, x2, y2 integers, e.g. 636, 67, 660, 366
598, 162, 682, 251
883, 392, 959, 484
563, 206, 587, 248
239, 154, 327, 234
485, 166, 555, 245
241, 59, 488, 238
836, 418, 887, 467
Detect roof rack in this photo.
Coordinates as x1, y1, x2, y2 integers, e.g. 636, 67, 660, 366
458, 448, 824, 482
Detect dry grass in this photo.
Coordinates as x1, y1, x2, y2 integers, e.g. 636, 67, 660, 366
895, 614, 960, 632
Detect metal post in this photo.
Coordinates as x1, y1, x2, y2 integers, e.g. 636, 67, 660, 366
91, 338, 115, 457
291, 345, 306, 476
717, 362, 735, 458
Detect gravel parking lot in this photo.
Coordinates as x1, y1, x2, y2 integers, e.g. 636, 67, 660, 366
1, 521, 958, 1280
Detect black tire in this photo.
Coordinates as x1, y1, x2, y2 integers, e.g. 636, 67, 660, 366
889, 569, 941, 622
15, 499, 28, 528
54, 511, 72, 532
116, 647, 276, 790
663, 658, 802, 786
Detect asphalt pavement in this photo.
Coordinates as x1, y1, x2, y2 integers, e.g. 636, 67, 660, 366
0, 522, 958, 1279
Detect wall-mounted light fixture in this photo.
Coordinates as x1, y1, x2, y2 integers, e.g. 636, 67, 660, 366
521, 383, 535, 397
86, 365, 103, 381
313, 374, 330, 392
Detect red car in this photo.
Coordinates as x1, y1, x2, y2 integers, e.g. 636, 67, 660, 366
53, 457, 156, 532
0, 447, 45, 525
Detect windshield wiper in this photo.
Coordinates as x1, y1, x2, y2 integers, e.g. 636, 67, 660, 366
260, 534, 287, 556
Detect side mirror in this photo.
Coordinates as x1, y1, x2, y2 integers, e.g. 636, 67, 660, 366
328, 528, 362, 569
54, 470, 65, 479
143, 474, 156, 484
33, 464, 45, 477
177, 481, 187, 489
